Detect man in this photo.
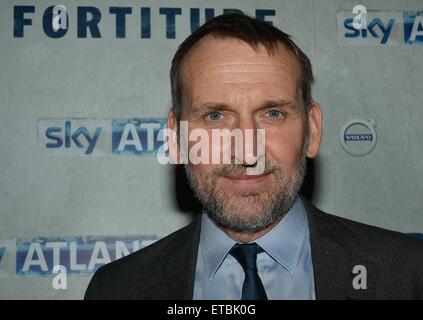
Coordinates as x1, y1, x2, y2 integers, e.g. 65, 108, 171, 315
85, 13, 423, 300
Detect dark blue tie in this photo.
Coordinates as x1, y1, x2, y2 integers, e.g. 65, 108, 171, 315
229, 243, 268, 300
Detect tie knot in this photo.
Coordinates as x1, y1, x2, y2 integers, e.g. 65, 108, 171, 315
229, 243, 264, 271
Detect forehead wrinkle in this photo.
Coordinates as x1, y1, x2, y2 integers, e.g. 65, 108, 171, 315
183, 35, 299, 64
186, 55, 294, 77
195, 63, 291, 75
192, 71, 298, 88
180, 37, 302, 107
190, 63, 298, 88
190, 61, 283, 76
187, 53, 282, 67
183, 37, 273, 65
181, 38, 298, 82
185, 57, 299, 87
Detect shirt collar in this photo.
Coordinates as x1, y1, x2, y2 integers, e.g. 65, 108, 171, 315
200, 211, 236, 280
255, 197, 308, 274
199, 196, 308, 278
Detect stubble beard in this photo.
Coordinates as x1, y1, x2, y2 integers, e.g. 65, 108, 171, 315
185, 135, 309, 234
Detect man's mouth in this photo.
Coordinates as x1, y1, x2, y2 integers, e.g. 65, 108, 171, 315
222, 172, 271, 188
227, 173, 268, 180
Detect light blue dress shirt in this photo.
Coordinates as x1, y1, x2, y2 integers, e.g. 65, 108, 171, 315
193, 196, 316, 300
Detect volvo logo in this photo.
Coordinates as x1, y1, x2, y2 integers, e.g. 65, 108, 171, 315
340, 119, 377, 156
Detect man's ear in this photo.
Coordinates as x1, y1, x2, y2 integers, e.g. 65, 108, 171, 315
306, 101, 323, 158
167, 108, 180, 164
167, 108, 178, 133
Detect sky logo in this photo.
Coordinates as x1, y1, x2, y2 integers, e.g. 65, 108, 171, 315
338, 10, 403, 45
338, 10, 423, 45
39, 118, 167, 156
45, 120, 102, 155
39, 118, 110, 156
344, 17, 395, 44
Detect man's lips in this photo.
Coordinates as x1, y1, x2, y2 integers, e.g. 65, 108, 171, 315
222, 173, 271, 187
225, 173, 269, 180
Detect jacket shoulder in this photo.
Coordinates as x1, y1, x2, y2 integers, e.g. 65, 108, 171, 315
304, 198, 423, 290
84, 216, 200, 299
319, 209, 423, 253
302, 196, 423, 253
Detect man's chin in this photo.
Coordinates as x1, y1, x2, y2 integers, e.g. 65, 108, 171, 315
213, 196, 274, 221
208, 188, 295, 233
209, 207, 278, 234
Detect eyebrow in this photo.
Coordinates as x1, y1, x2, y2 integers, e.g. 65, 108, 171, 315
190, 102, 229, 114
190, 99, 298, 113
259, 99, 298, 111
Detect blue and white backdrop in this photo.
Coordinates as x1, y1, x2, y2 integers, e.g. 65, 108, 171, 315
0, 0, 422, 299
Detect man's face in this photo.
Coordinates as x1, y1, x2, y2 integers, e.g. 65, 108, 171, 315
169, 36, 322, 234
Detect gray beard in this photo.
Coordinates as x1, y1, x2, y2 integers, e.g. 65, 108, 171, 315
185, 146, 308, 234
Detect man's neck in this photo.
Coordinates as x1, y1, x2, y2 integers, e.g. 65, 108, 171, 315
219, 217, 284, 243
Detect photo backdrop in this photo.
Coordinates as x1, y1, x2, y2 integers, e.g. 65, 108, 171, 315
0, 0, 422, 299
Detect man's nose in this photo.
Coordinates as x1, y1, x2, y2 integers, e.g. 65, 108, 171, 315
233, 116, 259, 166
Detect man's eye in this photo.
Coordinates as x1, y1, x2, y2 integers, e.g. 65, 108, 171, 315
266, 110, 283, 119
205, 112, 223, 121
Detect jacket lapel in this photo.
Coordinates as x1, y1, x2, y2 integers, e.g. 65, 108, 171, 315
135, 214, 202, 299
302, 196, 379, 300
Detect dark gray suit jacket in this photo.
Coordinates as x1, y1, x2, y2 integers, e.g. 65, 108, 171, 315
84, 197, 423, 300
